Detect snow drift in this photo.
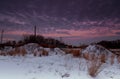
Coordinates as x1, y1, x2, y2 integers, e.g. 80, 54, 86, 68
82, 44, 113, 56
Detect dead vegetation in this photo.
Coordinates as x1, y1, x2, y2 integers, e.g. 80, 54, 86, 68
100, 54, 106, 63
63, 49, 72, 54
87, 56, 103, 77
63, 49, 82, 57
117, 56, 120, 63
42, 49, 48, 56
0, 51, 6, 56
110, 54, 115, 65
83, 53, 90, 60
33, 48, 48, 57
72, 50, 81, 57
0, 47, 27, 56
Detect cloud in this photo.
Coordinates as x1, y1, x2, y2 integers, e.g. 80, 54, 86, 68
5, 30, 33, 36
56, 30, 71, 35
116, 32, 120, 35
0, 0, 120, 45
0, 11, 120, 31
0, 13, 26, 25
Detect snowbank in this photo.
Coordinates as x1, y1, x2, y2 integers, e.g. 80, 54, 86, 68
82, 44, 113, 56
0, 44, 120, 79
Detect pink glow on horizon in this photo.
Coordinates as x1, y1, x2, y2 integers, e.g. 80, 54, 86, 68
43, 27, 116, 38
3, 27, 120, 41
5, 30, 33, 36
3, 38, 14, 41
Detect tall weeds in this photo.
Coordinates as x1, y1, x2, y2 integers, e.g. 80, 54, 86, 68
110, 54, 115, 65
87, 57, 102, 77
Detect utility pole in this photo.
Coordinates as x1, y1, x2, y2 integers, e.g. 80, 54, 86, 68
1, 30, 4, 44
34, 26, 37, 37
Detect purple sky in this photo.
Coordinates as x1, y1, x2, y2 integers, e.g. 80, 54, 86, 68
0, 0, 120, 45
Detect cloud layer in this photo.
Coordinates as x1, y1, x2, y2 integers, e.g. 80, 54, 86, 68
0, 0, 120, 45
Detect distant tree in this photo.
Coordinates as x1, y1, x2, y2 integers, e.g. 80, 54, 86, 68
22, 34, 45, 44
97, 40, 120, 49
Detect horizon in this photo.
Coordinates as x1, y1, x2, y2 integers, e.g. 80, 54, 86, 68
0, 0, 120, 45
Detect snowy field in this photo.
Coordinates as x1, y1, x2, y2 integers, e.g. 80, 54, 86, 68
0, 44, 120, 79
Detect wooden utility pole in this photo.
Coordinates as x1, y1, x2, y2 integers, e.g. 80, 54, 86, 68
1, 30, 4, 44
34, 26, 36, 37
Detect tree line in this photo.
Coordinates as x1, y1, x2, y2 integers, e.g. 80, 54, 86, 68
0, 34, 67, 49
97, 40, 120, 49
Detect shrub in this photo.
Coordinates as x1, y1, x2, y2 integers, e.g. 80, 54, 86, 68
7, 50, 13, 56
33, 49, 48, 57
90, 53, 96, 60
83, 53, 89, 60
72, 50, 80, 57
14, 47, 20, 56
7, 47, 27, 56
63, 49, 72, 54
110, 54, 115, 65
33, 52, 37, 56
117, 56, 120, 63
20, 47, 27, 56
0, 51, 6, 56
87, 57, 102, 77
42, 49, 48, 56
100, 54, 106, 63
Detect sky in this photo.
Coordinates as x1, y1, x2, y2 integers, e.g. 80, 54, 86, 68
0, 0, 120, 45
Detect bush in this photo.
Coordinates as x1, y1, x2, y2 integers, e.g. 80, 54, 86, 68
34, 52, 37, 56
7, 50, 13, 56
87, 57, 102, 77
90, 53, 96, 60
0, 51, 6, 56
7, 47, 27, 56
100, 54, 106, 63
72, 50, 80, 57
117, 56, 120, 63
110, 54, 115, 65
83, 53, 89, 60
33, 48, 48, 57
20, 47, 27, 56
42, 50, 48, 56
63, 49, 72, 54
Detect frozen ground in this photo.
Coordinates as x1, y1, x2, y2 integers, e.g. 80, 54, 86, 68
0, 44, 120, 79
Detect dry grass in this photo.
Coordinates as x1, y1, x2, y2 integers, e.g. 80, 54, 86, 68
83, 53, 89, 60
100, 54, 106, 63
63, 49, 73, 54
7, 49, 17, 56
42, 49, 48, 56
20, 47, 27, 56
110, 54, 115, 65
33, 51, 37, 56
117, 56, 120, 63
15, 47, 27, 56
72, 50, 80, 57
82, 53, 104, 77
0, 51, 6, 56
33, 49, 48, 57
33, 50, 40, 57
87, 57, 102, 77
63, 49, 81, 57
7, 47, 27, 56
90, 53, 96, 60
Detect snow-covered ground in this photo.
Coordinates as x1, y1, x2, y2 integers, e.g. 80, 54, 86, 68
0, 44, 120, 79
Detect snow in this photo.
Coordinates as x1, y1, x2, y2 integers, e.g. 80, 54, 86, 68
0, 44, 120, 79
82, 45, 112, 55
